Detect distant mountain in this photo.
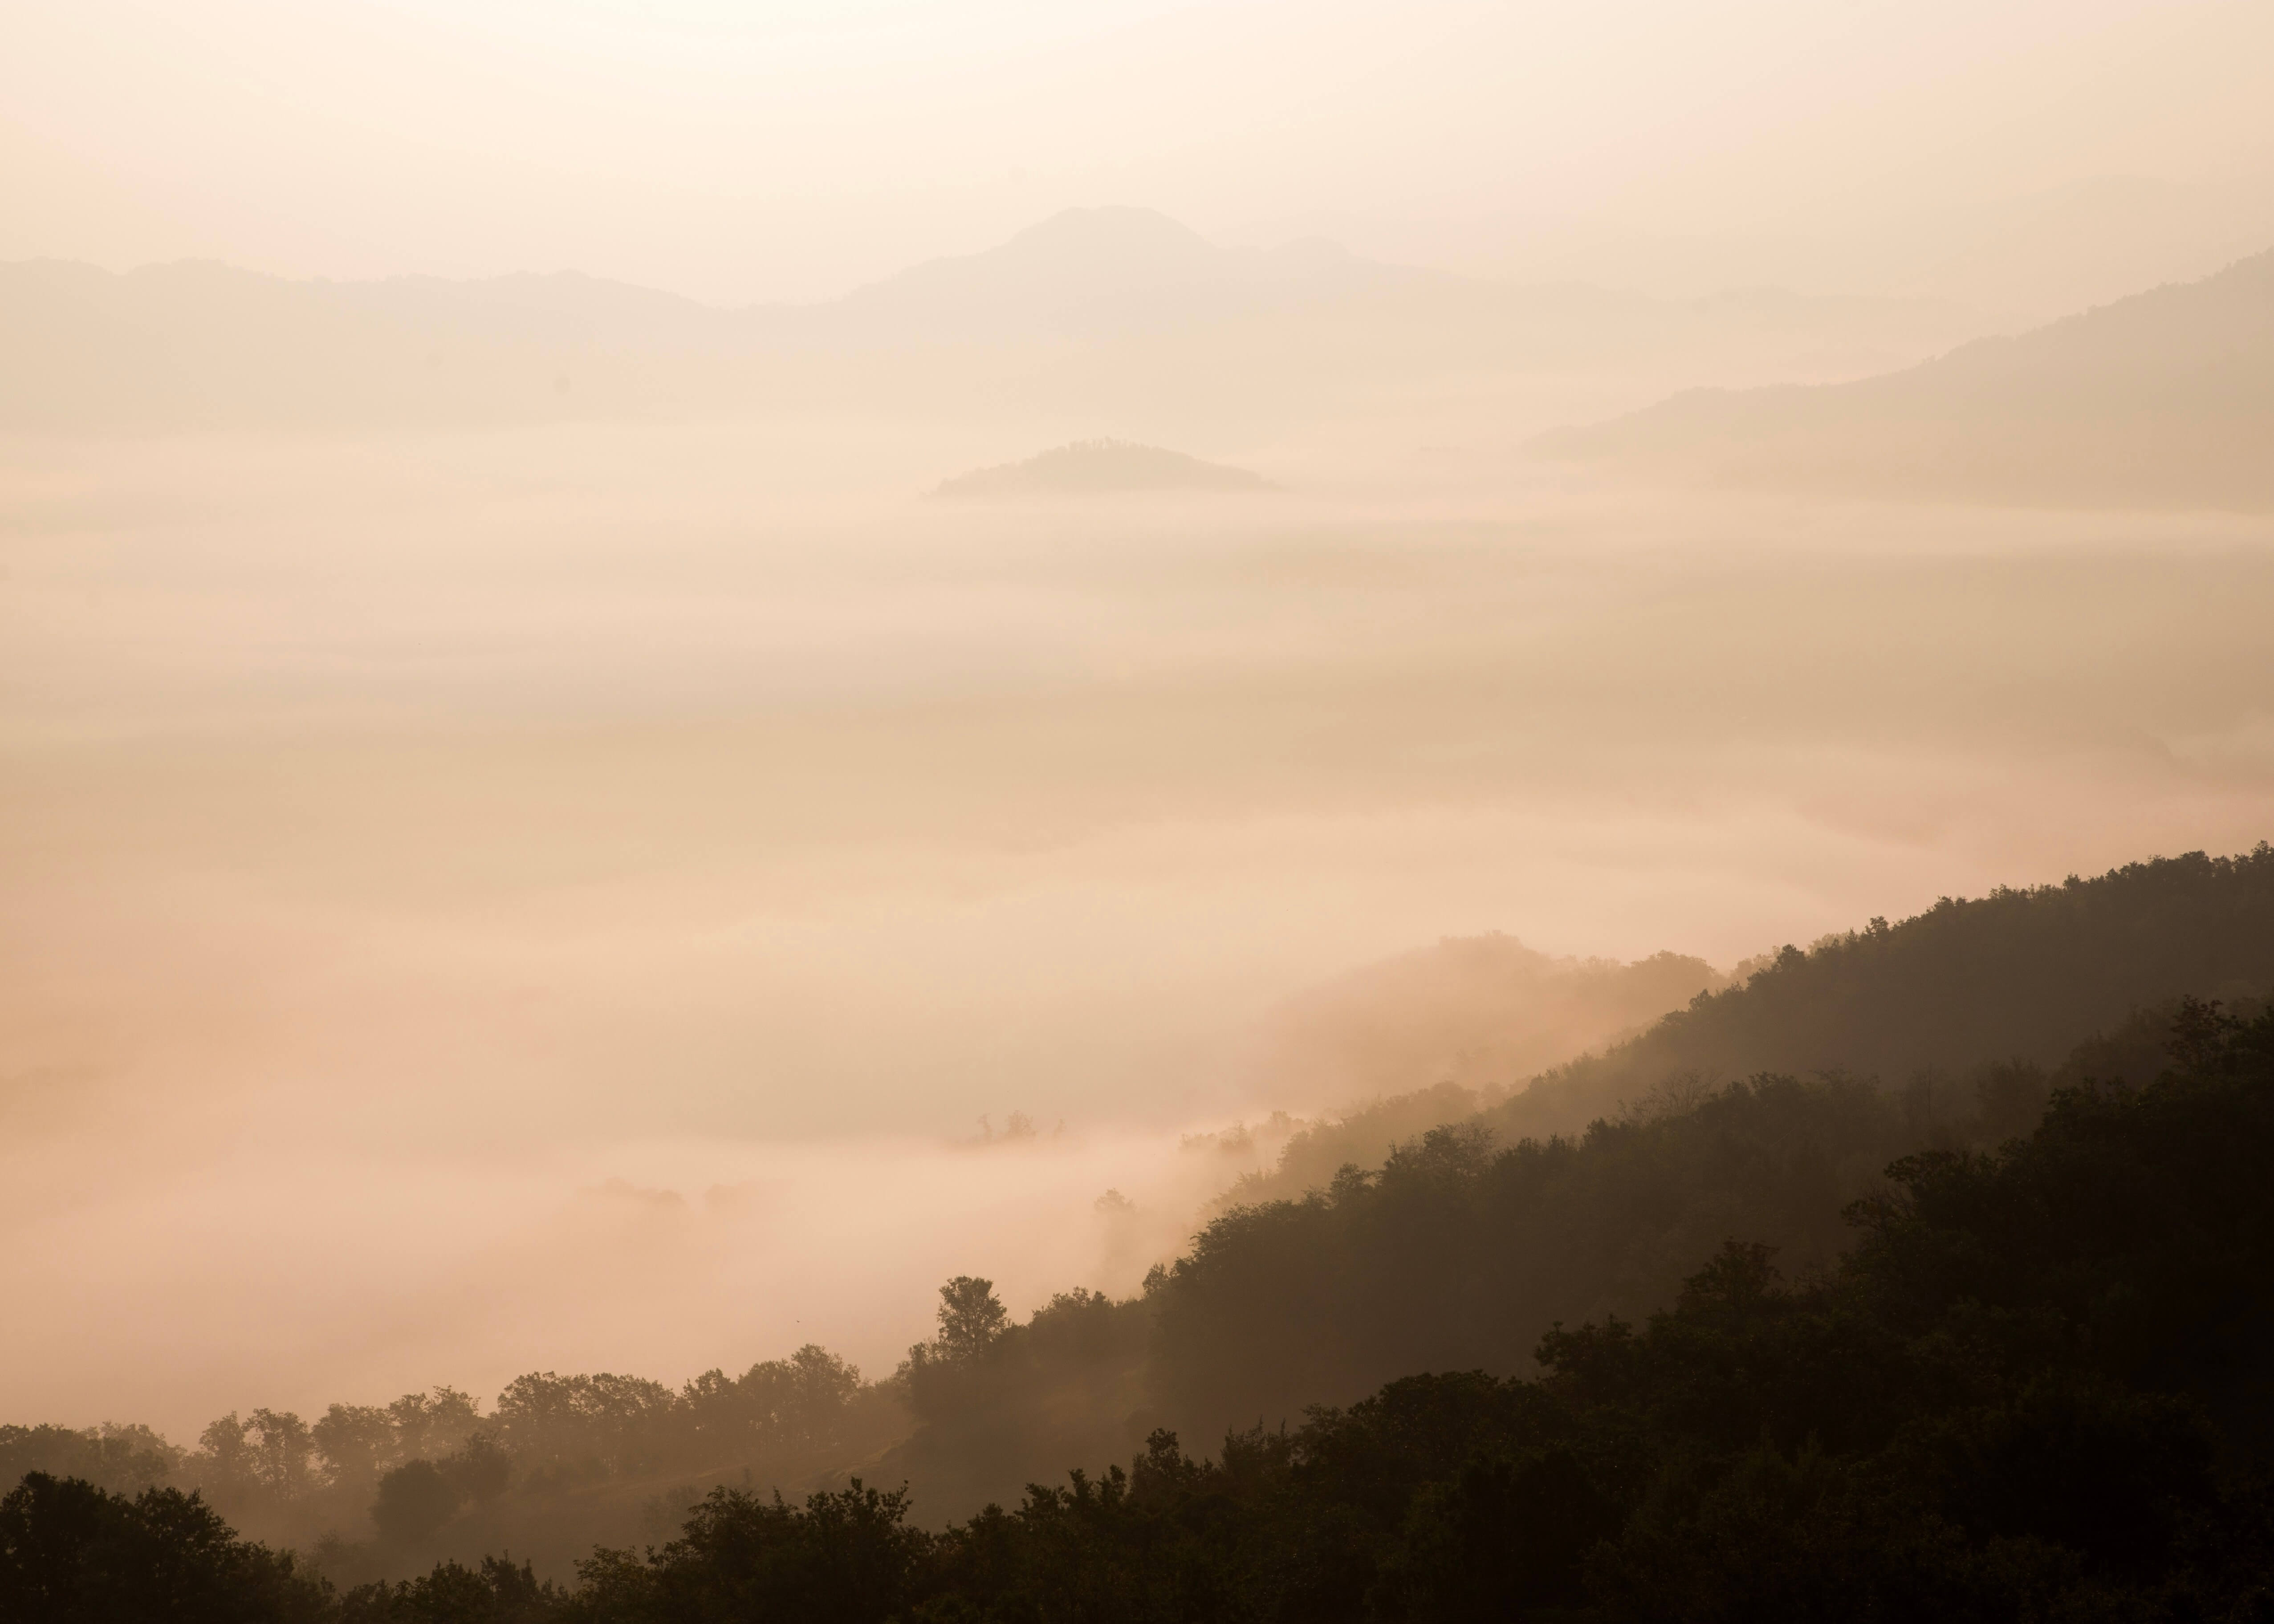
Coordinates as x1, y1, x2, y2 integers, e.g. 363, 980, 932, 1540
821, 206, 1424, 343
0, 210, 1985, 432
1534, 246, 2274, 508
933, 439, 1272, 496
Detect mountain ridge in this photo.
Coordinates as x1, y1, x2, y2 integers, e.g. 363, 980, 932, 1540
1534, 244, 2274, 507
0, 208, 1985, 431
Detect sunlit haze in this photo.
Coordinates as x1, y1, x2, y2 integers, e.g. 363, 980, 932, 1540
4, 0, 2273, 1594
8, 1, 2274, 309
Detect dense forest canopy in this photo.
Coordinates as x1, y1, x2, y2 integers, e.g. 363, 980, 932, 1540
12, 994, 2274, 1620
8, 844, 2274, 1608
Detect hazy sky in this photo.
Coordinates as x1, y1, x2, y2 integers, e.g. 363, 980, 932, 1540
6, 0, 2270, 301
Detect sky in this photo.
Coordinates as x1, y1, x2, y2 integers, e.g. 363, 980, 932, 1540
5, 0, 2271, 302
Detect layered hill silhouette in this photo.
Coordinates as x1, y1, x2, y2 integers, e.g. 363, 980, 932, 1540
1535, 245, 2274, 507
933, 439, 1272, 496
0, 207, 1980, 431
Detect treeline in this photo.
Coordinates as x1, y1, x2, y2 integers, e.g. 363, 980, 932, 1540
10, 846, 2274, 1579
14, 997, 2274, 1620
1, 1349, 908, 1583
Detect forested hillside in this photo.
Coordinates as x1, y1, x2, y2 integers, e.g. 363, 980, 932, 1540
865, 849, 2274, 1510
1223, 849, 2274, 1214
13, 996, 2274, 1620
6, 846, 2271, 1594
1495, 844, 2274, 1140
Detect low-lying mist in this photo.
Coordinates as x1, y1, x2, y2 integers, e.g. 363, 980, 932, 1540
4, 402, 2272, 1441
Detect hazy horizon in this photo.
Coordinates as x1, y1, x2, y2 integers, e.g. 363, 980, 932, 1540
9, 2, 2274, 315
10, 416, 2270, 1437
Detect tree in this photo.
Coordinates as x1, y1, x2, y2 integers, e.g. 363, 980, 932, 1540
0, 1424, 183, 1498
386, 1390, 482, 1465
372, 1460, 460, 1548
572, 1481, 925, 1624
246, 1410, 316, 1501
932, 1278, 1007, 1362
195, 1413, 257, 1505
313, 1406, 399, 1491
338, 1555, 560, 1623
0, 1472, 330, 1624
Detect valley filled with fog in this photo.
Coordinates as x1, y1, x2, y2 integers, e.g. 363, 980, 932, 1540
11, 7, 2274, 1613
6, 388, 2270, 1436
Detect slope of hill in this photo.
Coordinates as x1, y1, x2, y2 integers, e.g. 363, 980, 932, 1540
876, 847, 2274, 1513
20, 999, 2274, 1616
1230, 940, 1724, 1205
1494, 844, 2274, 1143
933, 439, 1272, 496
1534, 247, 2274, 507
9, 846, 2273, 1565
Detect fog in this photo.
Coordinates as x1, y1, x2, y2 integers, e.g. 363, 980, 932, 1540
4, 0, 2272, 1493
7, 413, 2270, 1438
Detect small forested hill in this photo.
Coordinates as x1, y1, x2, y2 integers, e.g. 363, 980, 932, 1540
1534, 246, 2274, 506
